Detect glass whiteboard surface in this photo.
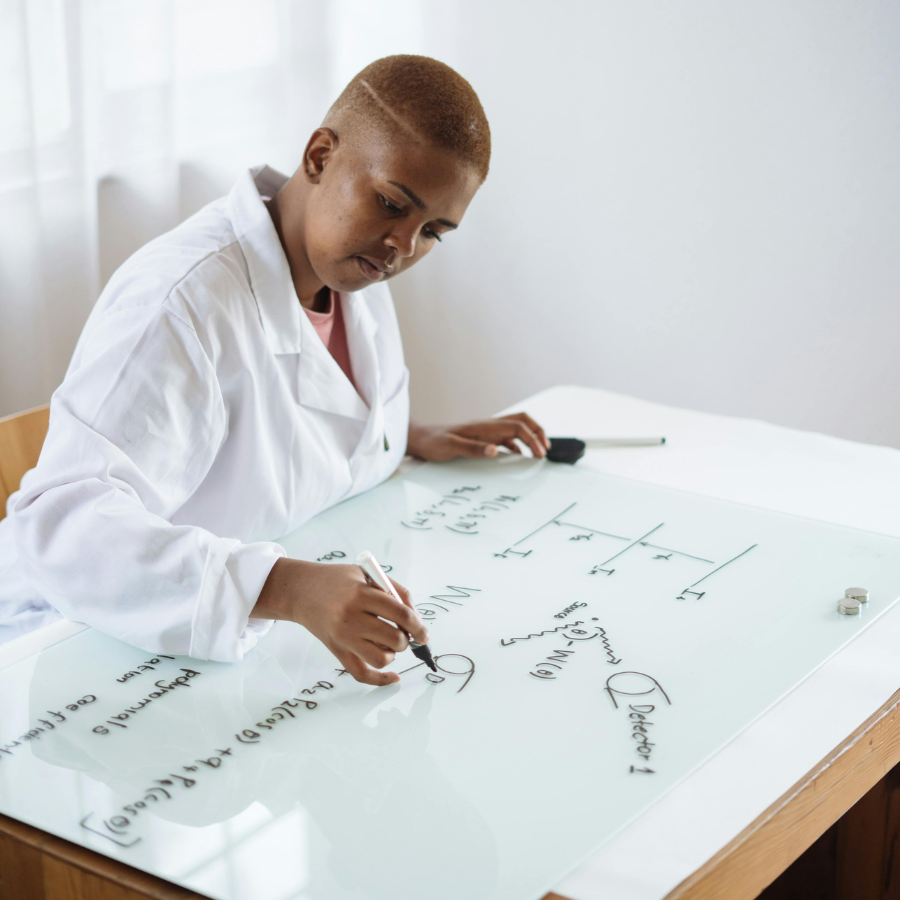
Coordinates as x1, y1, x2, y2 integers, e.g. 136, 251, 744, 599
2, 458, 899, 900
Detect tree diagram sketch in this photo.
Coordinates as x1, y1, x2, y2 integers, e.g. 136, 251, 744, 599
493, 500, 758, 601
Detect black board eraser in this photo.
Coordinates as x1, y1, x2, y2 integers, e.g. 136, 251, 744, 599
546, 437, 586, 464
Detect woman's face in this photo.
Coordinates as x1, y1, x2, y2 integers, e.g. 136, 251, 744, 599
301, 128, 482, 293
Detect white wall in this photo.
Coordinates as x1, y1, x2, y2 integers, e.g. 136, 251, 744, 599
5, 1, 899, 450
377, 1, 900, 447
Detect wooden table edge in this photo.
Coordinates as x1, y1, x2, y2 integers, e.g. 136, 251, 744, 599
4, 686, 900, 900
545, 685, 900, 900
0, 811, 209, 899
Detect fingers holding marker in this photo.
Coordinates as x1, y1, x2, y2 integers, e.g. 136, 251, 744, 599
359, 641, 396, 669
363, 615, 410, 653
268, 560, 426, 687
356, 550, 437, 674
339, 649, 399, 686
365, 587, 430, 645
389, 577, 431, 621
389, 578, 411, 605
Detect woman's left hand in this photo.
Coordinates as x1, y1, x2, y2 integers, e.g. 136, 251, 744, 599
407, 412, 551, 462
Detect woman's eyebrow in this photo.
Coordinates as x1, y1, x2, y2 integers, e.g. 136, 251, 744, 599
387, 180, 458, 229
387, 180, 425, 209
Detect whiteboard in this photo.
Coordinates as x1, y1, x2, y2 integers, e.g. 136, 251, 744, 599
2, 456, 900, 900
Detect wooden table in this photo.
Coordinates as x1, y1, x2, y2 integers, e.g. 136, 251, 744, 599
4, 689, 900, 900
5, 385, 900, 900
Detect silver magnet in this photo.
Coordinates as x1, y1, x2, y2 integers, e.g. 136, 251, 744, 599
845, 587, 869, 603
838, 598, 861, 616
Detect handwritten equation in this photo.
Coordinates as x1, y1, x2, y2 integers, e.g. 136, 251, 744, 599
401, 485, 522, 535
71, 652, 477, 849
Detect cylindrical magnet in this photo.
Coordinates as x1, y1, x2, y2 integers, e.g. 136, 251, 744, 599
838, 598, 862, 616
845, 587, 869, 603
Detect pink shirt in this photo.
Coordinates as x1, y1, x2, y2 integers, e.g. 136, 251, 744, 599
303, 290, 358, 392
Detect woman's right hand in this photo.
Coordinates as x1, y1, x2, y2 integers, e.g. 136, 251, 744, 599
253, 558, 429, 685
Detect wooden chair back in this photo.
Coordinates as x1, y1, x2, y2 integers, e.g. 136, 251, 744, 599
0, 405, 50, 522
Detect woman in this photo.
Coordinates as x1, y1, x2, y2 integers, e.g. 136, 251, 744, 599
1, 55, 549, 686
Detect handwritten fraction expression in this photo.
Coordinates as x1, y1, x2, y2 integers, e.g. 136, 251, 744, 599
415, 585, 481, 620
0, 695, 97, 762
401, 485, 522, 535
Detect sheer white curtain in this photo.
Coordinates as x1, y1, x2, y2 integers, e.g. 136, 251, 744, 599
0, 0, 444, 417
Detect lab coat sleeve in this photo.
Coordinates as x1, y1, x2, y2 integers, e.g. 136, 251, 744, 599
12, 303, 285, 662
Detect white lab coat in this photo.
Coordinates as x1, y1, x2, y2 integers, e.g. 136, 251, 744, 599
0, 165, 410, 659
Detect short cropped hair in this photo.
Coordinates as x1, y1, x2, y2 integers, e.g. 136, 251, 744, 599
325, 55, 491, 182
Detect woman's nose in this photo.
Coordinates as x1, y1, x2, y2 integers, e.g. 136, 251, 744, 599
385, 225, 417, 258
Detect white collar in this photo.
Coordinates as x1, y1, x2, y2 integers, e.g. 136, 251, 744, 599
228, 166, 382, 425
227, 165, 303, 355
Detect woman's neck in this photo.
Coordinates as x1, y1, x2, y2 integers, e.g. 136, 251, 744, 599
264, 188, 325, 311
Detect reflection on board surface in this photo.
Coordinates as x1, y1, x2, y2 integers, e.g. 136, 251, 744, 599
2, 457, 899, 900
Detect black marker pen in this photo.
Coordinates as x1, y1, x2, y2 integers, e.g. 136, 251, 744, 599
356, 550, 437, 672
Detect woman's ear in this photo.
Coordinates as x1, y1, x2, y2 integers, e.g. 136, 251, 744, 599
302, 127, 339, 184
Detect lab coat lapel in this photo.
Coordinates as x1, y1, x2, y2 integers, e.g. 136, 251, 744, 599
230, 166, 386, 446
228, 167, 303, 356
342, 294, 387, 477
296, 302, 369, 421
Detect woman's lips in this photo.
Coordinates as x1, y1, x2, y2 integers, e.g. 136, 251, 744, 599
356, 256, 385, 280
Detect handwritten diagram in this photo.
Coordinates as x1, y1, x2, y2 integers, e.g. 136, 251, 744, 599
4, 458, 899, 900
492, 500, 757, 601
